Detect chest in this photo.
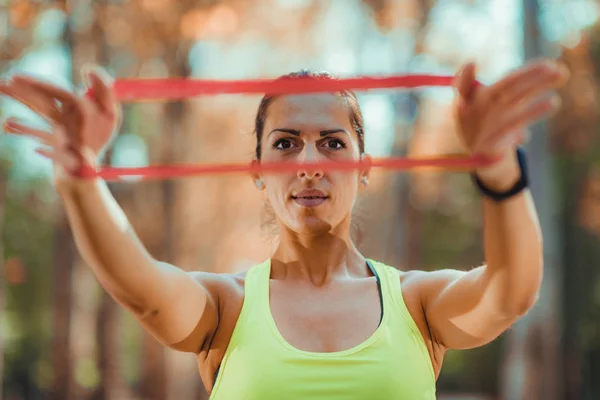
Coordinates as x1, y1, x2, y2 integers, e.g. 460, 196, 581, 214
268, 278, 382, 353
209, 305, 437, 400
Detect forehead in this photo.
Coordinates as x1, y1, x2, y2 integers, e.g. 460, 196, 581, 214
265, 93, 353, 130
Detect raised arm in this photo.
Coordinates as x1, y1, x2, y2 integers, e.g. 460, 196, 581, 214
57, 178, 217, 350
414, 60, 569, 350
0, 70, 218, 352
415, 162, 542, 350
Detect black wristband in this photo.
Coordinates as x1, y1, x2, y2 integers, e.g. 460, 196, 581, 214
471, 147, 528, 202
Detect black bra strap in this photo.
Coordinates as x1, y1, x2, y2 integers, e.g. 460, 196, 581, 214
213, 365, 220, 388
366, 260, 384, 326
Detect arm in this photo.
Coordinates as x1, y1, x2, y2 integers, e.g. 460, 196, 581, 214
0, 71, 218, 353
419, 152, 542, 350
414, 60, 567, 350
58, 177, 218, 352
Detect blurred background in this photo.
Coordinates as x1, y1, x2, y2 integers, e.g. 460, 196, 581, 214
0, 0, 599, 399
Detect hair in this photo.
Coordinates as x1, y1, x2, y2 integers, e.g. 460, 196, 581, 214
253, 70, 365, 160
253, 70, 367, 247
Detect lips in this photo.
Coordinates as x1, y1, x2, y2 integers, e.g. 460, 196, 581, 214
291, 189, 328, 208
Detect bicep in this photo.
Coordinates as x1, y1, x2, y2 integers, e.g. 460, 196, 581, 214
421, 267, 518, 350
132, 264, 219, 353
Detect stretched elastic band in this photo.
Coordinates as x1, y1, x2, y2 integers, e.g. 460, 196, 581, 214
87, 74, 479, 101
79, 74, 488, 181
82, 155, 499, 181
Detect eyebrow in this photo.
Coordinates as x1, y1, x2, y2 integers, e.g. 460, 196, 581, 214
269, 128, 349, 137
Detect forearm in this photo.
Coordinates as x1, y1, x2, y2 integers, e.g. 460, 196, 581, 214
56, 177, 177, 315
478, 152, 543, 315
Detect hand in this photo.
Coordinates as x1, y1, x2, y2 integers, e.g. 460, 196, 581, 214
453, 60, 569, 188
1, 66, 120, 179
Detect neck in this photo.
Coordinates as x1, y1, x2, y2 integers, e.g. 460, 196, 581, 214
271, 217, 366, 285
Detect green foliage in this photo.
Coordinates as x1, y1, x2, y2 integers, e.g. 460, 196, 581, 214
2, 176, 56, 395
437, 339, 503, 394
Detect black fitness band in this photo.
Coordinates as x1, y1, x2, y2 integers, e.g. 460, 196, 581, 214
471, 147, 528, 201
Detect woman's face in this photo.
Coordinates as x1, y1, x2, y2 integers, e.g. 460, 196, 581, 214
257, 93, 367, 236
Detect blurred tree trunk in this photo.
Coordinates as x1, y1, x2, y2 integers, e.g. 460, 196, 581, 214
390, 0, 435, 270
50, 1, 77, 396
500, 1, 563, 399
50, 215, 76, 400
0, 166, 7, 400
560, 163, 600, 400
139, 329, 168, 400
0, 6, 8, 397
0, 5, 8, 395
94, 290, 122, 400
552, 34, 600, 400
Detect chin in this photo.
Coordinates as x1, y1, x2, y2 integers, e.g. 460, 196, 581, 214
288, 215, 334, 237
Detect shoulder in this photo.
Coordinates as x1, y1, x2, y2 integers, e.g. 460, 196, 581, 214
369, 259, 466, 291
372, 261, 469, 315
188, 270, 247, 302
370, 260, 462, 287
186, 260, 270, 300
399, 268, 468, 303
400, 268, 464, 286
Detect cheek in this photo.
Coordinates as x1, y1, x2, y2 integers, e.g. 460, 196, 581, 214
263, 176, 290, 203
330, 172, 360, 202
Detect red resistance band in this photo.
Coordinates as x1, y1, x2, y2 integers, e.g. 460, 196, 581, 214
81, 74, 493, 181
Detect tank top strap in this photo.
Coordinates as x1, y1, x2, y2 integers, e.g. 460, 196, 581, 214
219, 258, 271, 345
367, 260, 422, 335
368, 260, 435, 380
243, 259, 271, 306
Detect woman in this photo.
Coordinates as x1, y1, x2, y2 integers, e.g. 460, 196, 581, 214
1, 60, 567, 399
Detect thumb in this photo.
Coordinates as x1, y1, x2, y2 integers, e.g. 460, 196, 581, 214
454, 62, 477, 102
82, 65, 117, 115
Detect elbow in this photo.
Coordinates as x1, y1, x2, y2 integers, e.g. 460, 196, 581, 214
498, 258, 544, 319
101, 280, 149, 315
500, 291, 539, 319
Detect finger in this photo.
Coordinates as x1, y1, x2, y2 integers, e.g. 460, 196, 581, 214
52, 124, 70, 148
0, 80, 62, 121
8, 76, 84, 124
3, 119, 55, 145
83, 66, 117, 115
487, 60, 569, 104
490, 68, 567, 107
35, 147, 54, 159
505, 94, 561, 129
454, 62, 477, 102
476, 95, 560, 151
35, 147, 79, 171
496, 130, 527, 151
12, 75, 76, 105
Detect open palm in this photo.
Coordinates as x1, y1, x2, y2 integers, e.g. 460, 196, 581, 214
454, 60, 569, 157
1, 67, 120, 177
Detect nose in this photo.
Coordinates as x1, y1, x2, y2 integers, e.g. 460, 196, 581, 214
296, 144, 323, 180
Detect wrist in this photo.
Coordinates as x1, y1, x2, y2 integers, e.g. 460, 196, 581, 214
54, 169, 99, 193
54, 149, 100, 187
471, 148, 529, 202
474, 150, 521, 192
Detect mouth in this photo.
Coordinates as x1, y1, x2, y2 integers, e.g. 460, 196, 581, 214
291, 189, 329, 208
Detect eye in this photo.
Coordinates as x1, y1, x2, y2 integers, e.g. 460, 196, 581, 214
323, 138, 347, 150
273, 138, 297, 150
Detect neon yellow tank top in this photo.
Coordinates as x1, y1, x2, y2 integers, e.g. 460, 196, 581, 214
209, 259, 436, 399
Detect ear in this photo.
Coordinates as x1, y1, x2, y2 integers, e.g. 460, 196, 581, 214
250, 159, 264, 190
359, 153, 372, 186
